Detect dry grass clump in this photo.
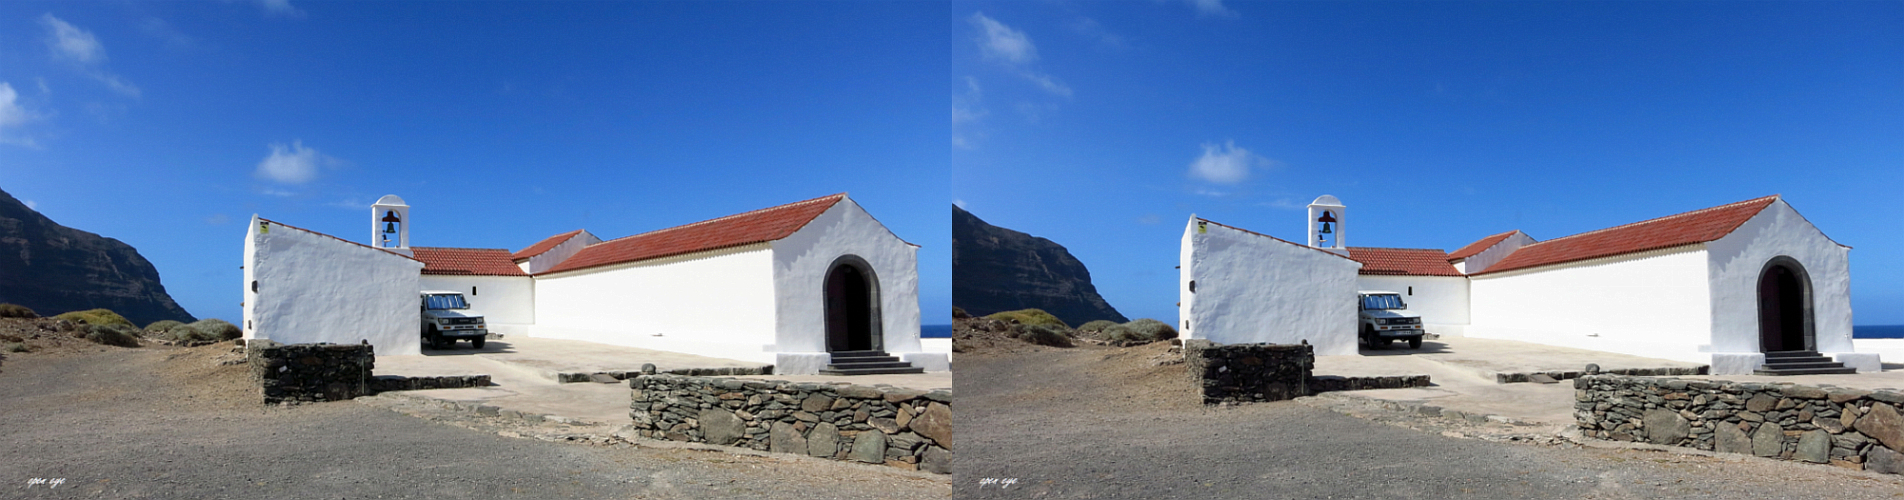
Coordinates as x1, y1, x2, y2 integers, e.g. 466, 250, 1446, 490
985, 309, 1069, 329
0, 303, 39, 319
56, 309, 133, 328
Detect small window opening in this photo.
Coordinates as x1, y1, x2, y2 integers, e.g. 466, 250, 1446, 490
1408, 286, 1413, 296
1189, 280, 1197, 293
472, 286, 478, 296
251, 280, 258, 293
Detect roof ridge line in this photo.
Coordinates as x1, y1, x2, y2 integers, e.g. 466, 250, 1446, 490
1516, 195, 1776, 250
595, 193, 846, 246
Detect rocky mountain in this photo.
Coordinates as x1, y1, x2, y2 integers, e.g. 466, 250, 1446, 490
0, 187, 196, 325
953, 205, 1127, 326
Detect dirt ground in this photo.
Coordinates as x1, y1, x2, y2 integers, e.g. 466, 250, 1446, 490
0, 341, 949, 499
956, 339, 1904, 499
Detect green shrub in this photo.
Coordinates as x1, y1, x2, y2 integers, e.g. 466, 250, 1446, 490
84, 324, 141, 347
174, 319, 241, 342
1014, 323, 1073, 347
1106, 318, 1179, 344
144, 320, 186, 334
4, 342, 28, 353
1076, 320, 1118, 333
985, 309, 1069, 329
56, 309, 133, 328
1125, 318, 1178, 340
0, 303, 39, 319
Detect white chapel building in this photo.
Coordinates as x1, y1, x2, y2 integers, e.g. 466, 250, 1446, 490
241, 193, 948, 375
1180, 194, 1870, 375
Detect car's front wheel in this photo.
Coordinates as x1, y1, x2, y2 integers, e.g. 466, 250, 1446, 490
471, 336, 485, 349
1408, 337, 1423, 349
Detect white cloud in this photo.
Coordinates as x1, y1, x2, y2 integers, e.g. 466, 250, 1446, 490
0, 83, 31, 129
254, 140, 328, 184
41, 15, 141, 99
205, 214, 230, 225
1188, 140, 1269, 184
970, 13, 1036, 64
954, 199, 967, 209
1187, 0, 1239, 18
257, 0, 306, 18
41, 14, 103, 63
24, 200, 37, 210
1019, 71, 1071, 98
1069, 17, 1124, 49
140, 18, 195, 48
261, 188, 295, 197
0, 82, 43, 147
953, 76, 987, 148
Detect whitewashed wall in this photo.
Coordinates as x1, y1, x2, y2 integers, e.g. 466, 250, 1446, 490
243, 216, 424, 355
525, 231, 602, 275
1181, 218, 1362, 355
532, 244, 779, 364
418, 275, 535, 333
1469, 246, 1712, 363
772, 198, 925, 361
1356, 275, 1470, 336
1705, 199, 1854, 355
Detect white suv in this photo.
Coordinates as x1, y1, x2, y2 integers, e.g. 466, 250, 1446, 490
1357, 291, 1423, 350
420, 291, 488, 350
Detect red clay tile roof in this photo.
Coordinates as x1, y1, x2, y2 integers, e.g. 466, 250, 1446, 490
513, 229, 586, 260
543, 194, 846, 275
1448, 230, 1525, 261
413, 247, 529, 276
1193, 218, 1362, 263
256, 217, 422, 263
1346, 247, 1464, 276
1476, 195, 1778, 276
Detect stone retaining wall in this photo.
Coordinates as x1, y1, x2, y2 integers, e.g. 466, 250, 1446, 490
1576, 374, 1904, 474
630, 374, 952, 474
370, 374, 491, 392
1184, 340, 1433, 404
1496, 366, 1707, 384
1184, 340, 1313, 403
557, 365, 773, 384
247, 340, 374, 404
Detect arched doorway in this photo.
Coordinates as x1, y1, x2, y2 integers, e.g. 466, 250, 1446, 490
1757, 256, 1814, 352
824, 255, 881, 352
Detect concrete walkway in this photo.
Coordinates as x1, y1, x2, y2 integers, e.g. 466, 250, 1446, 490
1311, 336, 1711, 427
374, 336, 951, 426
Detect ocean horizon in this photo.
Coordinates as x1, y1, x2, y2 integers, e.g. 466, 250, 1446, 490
1854, 325, 1904, 339
922, 324, 952, 338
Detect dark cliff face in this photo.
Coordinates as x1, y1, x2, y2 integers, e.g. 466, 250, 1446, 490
0, 187, 197, 325
952, 205, 1127, 326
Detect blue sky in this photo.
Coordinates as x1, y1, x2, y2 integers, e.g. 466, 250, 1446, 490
0, 2, 949, 324
952, 1, 1903, 324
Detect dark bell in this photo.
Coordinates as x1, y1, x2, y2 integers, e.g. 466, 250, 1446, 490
384, 222, 397, 234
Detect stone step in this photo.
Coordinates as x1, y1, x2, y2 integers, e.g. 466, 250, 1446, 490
1761, 360, 1842, 369
1754, 366, 1857, 376
1764, 350, 1822, 359
829, 350, 893, 359
832, 356, 902, 364
818, 366, 926, 376
826, 361, 916, 370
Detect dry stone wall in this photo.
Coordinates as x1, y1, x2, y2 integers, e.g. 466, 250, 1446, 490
630, 374, 952, 474
247, 340, 374, 404
1184, 340, 1432, 404
1576, 374, 1904, 473
245, 339, 490, 403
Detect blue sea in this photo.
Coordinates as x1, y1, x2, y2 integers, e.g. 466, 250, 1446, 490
922, 324, 952, 338
1854, 325, 1904, 339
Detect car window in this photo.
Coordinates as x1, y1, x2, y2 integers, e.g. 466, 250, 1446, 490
425, 294, 468, 310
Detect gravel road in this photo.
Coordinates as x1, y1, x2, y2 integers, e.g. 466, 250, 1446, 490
957, 343, 1904, 499
0, 345, 948, 500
